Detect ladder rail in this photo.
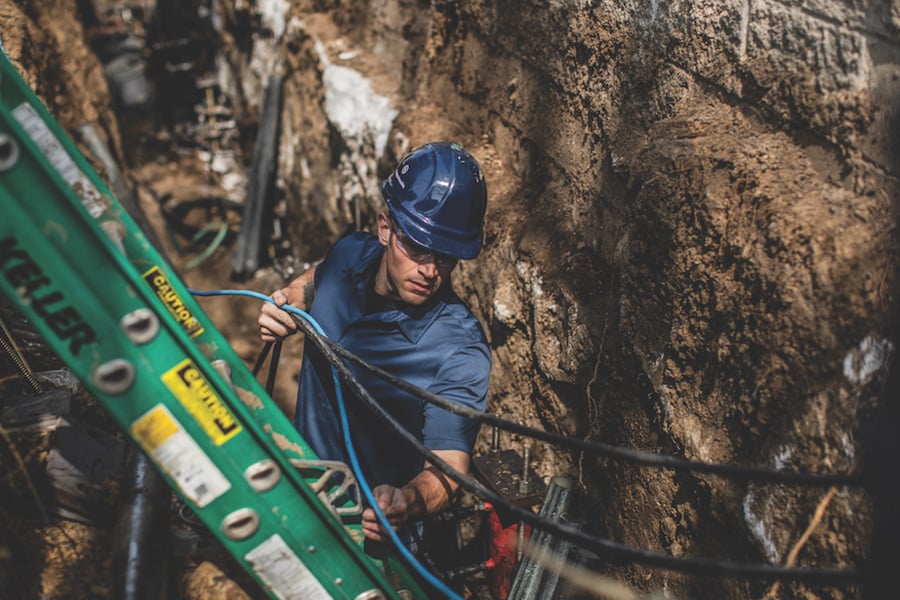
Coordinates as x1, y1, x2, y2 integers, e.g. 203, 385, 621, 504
0, 55, 428, 600
0, 152, 393, 600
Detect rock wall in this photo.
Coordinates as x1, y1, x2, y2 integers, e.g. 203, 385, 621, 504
275, 1, 898, 598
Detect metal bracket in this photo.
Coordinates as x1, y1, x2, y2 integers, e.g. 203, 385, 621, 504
290, 458, 363, 517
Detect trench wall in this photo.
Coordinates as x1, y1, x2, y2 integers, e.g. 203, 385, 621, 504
298, 1, 898, 598
0, 0, 895, 597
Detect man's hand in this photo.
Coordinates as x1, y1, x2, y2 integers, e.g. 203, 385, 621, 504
257, 266, 317, 342
362, 484, 410, 542
257, 288, 298, 342
361, 450, 470, 542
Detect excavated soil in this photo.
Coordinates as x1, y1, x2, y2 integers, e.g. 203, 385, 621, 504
1, 1, 896, 600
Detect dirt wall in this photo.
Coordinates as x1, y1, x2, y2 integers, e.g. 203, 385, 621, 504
0, 0, 124, 168
275, 1, 899, 598
1, 0, 894, 597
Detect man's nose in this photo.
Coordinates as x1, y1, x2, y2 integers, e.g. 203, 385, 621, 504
419, 260, 439, 279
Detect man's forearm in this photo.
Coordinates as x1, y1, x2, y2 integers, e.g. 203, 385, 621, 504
401, 450, 470, 520
282, 264, 317, 310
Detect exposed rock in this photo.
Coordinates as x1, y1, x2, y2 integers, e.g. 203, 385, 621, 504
1, 0, 896, 599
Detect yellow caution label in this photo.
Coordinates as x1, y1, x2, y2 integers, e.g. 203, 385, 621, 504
142, 266, 204, 337
130, 405, 179, 450
162, 358, 241, 445
130, 404, 231, 507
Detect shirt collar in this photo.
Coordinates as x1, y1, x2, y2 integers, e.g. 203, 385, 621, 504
350, 240, 450, 344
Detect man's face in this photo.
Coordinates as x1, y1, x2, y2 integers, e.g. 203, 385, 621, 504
374, 212, 457, 305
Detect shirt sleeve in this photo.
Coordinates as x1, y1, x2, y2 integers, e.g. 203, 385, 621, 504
422, 340, 491, 453
312, 237, 343, 288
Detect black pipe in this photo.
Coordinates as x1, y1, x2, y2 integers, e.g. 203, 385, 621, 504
231, 74, 283, 280
111, 448, 171, 600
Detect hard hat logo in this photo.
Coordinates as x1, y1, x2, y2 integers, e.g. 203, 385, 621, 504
381, 141, 488, 260
394, 163, 410, 189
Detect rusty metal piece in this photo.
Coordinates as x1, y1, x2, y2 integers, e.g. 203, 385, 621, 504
519, 446, 531, 495
472, 448, 546, 508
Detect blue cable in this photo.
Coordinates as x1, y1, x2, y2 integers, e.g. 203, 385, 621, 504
189, 288, 463, 600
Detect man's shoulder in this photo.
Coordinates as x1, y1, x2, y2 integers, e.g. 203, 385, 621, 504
323, 232, 380, 269
332, 231, 378, 254
431, 292, 488, 345
424, 295, 491, 387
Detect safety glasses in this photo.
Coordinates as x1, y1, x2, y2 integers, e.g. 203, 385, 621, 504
389, 218, 458, 269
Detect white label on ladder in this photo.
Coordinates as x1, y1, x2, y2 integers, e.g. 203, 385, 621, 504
11, 103, 107, 218
130, 404, 230, 508
245, 534, 333, 600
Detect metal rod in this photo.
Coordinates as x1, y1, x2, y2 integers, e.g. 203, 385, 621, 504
519, 446, 530, 495
0, 315, 42, 394
491, 413, 500, 454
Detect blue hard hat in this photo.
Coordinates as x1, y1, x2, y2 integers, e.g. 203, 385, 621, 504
381, 142, 487, 260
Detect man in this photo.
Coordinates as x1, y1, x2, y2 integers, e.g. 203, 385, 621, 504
258, 141, 491, 544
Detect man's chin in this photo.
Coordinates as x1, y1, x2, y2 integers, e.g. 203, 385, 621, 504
401, 289, 432, 305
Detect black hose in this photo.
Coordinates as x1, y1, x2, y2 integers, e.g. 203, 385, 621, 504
252, 341, 273, 377
293, 315, 866, 584
319, 335, 859, 487
265, 341, 282, 396
863, 338, 900, 598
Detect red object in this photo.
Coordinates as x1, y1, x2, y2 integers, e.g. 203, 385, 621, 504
487, 508, 530, 599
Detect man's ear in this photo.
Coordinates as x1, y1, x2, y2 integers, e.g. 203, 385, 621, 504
376, 212, 391, 246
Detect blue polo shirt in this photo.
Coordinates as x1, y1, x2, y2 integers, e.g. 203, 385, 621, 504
293, 232, 491, 488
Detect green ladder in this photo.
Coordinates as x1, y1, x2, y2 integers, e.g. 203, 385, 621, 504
0, 55, 427, 599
